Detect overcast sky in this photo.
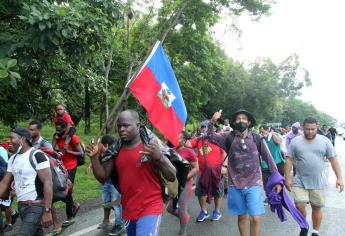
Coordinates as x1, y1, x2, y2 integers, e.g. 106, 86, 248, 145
213, 0, 345, 123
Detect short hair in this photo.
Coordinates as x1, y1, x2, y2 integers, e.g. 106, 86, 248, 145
29, 120, 42, 130
181, 131, 191, 141
101, 135, 115, 146
120, 109, 140, 123
260, 125, 269, 130
56, 119, 67, 129
303, 117, 318, 126
56, 103, 65, 108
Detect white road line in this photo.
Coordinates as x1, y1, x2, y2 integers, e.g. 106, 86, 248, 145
68, 224, 99, 236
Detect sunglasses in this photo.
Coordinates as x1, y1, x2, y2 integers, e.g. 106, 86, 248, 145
240, 138, 247, 151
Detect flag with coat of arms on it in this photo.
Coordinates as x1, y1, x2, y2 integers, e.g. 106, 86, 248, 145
129, 41, 187, 147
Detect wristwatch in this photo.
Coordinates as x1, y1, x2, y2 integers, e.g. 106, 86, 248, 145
44, 207, 52, 213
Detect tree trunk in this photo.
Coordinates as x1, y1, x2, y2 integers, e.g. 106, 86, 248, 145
84, 81, 91, 134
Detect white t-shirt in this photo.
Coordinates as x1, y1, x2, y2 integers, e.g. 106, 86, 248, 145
7, 147, 50, 201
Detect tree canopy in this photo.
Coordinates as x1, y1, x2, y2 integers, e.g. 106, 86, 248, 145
0, 0, 336, 131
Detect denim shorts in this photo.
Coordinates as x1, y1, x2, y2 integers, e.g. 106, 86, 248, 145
102, 180, 120, 205
227, 185, 265, 216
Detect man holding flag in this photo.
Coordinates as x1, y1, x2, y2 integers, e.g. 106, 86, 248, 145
87, 42, 185, 235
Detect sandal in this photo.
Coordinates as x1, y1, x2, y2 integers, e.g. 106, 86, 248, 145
46, 227, 62, 236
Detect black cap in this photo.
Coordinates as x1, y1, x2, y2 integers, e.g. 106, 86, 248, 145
11, 128, 32, 146
230, 109, 256, 129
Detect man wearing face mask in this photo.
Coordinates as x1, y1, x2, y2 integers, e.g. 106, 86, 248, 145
207, 110, 281, 236
0, 128, 53, 235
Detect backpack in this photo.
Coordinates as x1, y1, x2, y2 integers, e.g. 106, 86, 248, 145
224, 131, 262, 155
0, 153, 7, 181
77, 143, 86, 166
27, 149, 71, 202
102, 126, 190, 203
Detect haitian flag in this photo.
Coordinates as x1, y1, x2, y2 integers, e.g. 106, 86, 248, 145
129, 41, 187, 146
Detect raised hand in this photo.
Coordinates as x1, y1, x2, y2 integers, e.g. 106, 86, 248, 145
212, 109, 222, 122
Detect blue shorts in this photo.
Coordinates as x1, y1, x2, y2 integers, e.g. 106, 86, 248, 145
102, 180, 120, 205
127, 214, 162, 236
227, 185, 265, 216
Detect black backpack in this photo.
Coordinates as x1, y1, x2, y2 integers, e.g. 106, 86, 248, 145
224, 131, 263, 155
0, 153, 7, 181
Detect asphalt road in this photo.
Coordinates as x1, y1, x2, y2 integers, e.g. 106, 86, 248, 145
6, 137, 345, 236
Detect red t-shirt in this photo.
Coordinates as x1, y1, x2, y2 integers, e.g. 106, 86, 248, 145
57, 134, 79, 170
54, 112, 74, 126
177, 147, 197, 164
190, 137, 224, 173
115, 143, 163, 221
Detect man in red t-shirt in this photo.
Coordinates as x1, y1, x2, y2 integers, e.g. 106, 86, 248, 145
188, 123, 227, 223
52, 104, 76, 153
54, 120, 83, 227
87, 110, 176, 236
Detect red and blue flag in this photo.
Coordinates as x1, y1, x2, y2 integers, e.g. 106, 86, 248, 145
129, 41, 187, 146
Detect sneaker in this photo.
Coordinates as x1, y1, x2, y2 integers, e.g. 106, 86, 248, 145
196, 211, 209, 222
97, 222, 110, 229
3, 224, 13, 233
299, 228, 308, 236
211, 210, 222, 221
108, 224, 126, 236
311, 233, 319, 236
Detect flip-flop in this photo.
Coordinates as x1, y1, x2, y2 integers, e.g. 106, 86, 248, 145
46, 227, 62, 236
62, 220, 75, 228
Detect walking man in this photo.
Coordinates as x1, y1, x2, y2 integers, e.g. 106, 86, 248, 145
0, 128, 53, 235
87, 110, 176, 236
285, 117, 344, 236
207, 110, 281, 236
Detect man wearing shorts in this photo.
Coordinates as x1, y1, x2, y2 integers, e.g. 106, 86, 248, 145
208, 110, 281, 236
285, 117, 344, 236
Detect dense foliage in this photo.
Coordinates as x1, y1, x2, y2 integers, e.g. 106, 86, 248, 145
0, 0, 336, 132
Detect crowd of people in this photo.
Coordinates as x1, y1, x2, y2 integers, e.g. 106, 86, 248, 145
0, 104, 343, 236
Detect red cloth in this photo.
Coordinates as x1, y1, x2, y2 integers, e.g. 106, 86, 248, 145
190, 137, 223, 173
115, 143, 163, 221
57, 134, 79, 170
54, 112, 74, 126
0, 142, 9, 150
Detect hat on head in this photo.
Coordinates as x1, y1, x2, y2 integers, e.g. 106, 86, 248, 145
291, 122, 300, 129
230, 109, 256, 129
11, 127, 32, 146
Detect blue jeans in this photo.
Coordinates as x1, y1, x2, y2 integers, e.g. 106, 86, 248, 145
102, 180, 123, 225
127, 214, 162, 236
